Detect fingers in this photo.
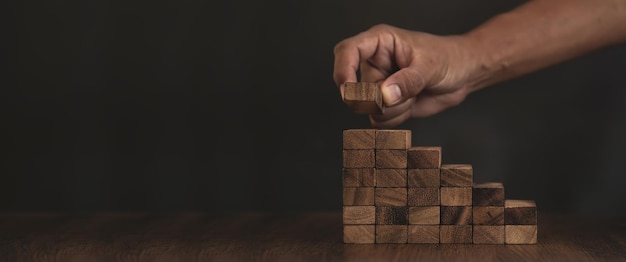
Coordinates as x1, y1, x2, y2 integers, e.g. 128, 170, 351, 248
380, 66, 429, 107
370, 97, 415, 128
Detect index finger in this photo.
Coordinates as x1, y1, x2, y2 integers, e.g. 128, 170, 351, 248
333, 31, 381, 89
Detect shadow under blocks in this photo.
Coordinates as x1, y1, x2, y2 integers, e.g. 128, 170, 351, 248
342, 129, 538, 244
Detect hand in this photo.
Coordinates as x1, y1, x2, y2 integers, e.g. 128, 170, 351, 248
334, 24, 479, 128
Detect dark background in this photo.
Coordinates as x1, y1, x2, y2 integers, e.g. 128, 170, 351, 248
4, 0, 626, 213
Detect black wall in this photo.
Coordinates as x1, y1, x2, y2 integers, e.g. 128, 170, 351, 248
5, 0, 626, 213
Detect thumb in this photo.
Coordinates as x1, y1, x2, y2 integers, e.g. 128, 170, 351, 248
380, 67, 428, 107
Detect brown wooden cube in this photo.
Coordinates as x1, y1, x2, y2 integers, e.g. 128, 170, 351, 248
473, 206, 504, 225
440, 187, 472, 206
376, 225, 407, 243
343, 206, 375, 224
441, 206, 472, 225
375, 188, 407, 206
342, 168, 376, 187
376, 206, 408, 225
343, 150, 375, 168
376, 169, 407, 187
344, 225, 375, 244
440, 225, 472, 244
504, 200, 537, 225
473, 182, 505, 206
408, 225, 439, 244
343, 129, 375, 149
408, 169, 440, 187
343, 187, 375, 206
408, 187, 439, 206
375, 130, 411, 149
473, 226, 504, 244
375, 150, 407, 168
505, 225, 537, 244
407, 147, 441, 168
343, 82, 384, 115
440, 164, 473, 187
409, 206, 440, 225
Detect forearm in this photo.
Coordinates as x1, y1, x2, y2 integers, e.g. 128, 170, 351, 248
464, 0, 626, 91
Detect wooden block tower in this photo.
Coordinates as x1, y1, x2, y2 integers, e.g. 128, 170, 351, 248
342, 129, 537, 244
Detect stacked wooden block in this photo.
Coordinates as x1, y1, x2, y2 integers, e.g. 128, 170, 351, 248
342, 129, 537, 244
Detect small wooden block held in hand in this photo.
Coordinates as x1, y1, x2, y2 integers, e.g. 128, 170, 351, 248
344, 225, 375, 244
473, 182, 505, 206
376, 225, 408, 243
342, 82, 384, 114
343, 206, 375, 224
505, 200, 537, 225
441, 164, 473, 187
407, 147, 441, 168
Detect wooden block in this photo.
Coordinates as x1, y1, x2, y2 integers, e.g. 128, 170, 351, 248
473, 226, 504, 244
441, 206, 472, 225
343, 150, 375, 168
375, 188, 407, 206
376, 206, 408, 225
376, 225, 407, 243
440, 225, 473, 244
440, 164, 473, 187
343, 129, 376, 149
505, 225, 537, 244
343, 82, 384, 114
342, 168, 376, 187
505, 200, 537, 225
409, 206, 440, 225
375, 130, 411, 149
440, 187, 472, 206
375, 150, 407, 168
376, 169, 407, 187
408, 188, 439, 206
473, 182, 505, 206
344, 225, 375, 244
343, 187, 375, 206
408, 169, 440, 187
473, 206, 504, 225
408, 225, 439, 244
343, 206, 375, 224
407, 147, 441, 168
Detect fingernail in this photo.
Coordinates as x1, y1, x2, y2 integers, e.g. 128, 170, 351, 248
383, 84, 401, 105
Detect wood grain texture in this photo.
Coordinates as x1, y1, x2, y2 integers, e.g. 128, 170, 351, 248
376, 225, 408, 244
376, 169, 407, 187
375, 149, 407, 168
0, 213, 625, 260
440, 225, 473, 244
440, 187, 472, 206
441, 206, 472, 225
375, 188, 407, 206
408, 225, 439, 244
473, 206, 504, 225
376, 207, 408, 225
407, 147, 441, 168
343, 150, 375, 168
408, 206, 440, 225
473, 226, 504, 244
408, 169, 440, 187
343, 206, 375, 224
344, 225, 375, 244
375, 130, 411, 149
343, 187, 374, 206
408, 187, 439, 206
505, 225, 537, 244
343, 168, 376, 187
343, 129, 376, 149
440, 164, 473, 187
505, 200, 537, 225
343, 82, 384, 114
472, 182, 505, 206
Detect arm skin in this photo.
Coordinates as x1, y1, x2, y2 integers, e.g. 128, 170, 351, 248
333, 0, 626, 128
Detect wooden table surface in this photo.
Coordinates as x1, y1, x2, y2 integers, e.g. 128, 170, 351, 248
0, 212, 624, 261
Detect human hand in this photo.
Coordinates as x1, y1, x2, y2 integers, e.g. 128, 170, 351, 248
334, 24, 480, 128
